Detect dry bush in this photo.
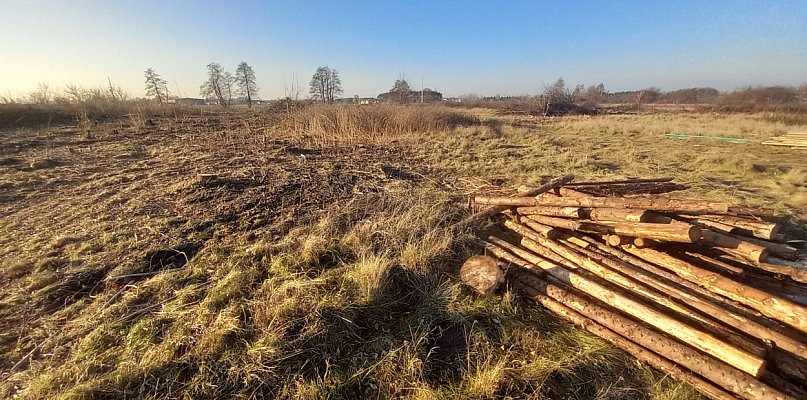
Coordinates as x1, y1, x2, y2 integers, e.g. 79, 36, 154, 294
274, 104, 479, 148
0, 86, 196, 130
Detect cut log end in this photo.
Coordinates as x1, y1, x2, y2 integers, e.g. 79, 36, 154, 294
460, 255, 504, 295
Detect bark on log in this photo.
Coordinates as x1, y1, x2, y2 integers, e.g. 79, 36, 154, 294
727, 234, 799, 261
689, 214, 782, 241
698, 229, 769, 263
508, 274, 738, 400
533, 195, 733, 214
565, 177, 675, 186
485, 236, 767, 377
505, 226, 769, 359
571, 182, 688, 196
633, 237, 659, 248
607, 234, 634, 246
527, 215, 701, 243
587, 208, 651, 222
516, 206, 583, 218
622, 246, 807, 335
481, 261, 791, 399
452, 174, 574, 231
560, 240, 807, 361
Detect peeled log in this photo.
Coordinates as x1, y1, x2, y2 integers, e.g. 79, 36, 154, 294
622, 246, 807, 335
460, 256, 504, 294
484, 236, 767, 377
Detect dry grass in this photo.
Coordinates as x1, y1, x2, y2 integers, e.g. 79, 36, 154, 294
273, 103, 478, 148
2, 104, 806, 399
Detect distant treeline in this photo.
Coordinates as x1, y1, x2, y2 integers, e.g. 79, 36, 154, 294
450, 81, 807, 116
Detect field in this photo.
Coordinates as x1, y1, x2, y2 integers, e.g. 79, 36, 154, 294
1, 104, 806, 399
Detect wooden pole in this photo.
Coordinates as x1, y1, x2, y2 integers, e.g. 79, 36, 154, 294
475, 242, 791, 400
515, 206, 583, 218
727, 234, 799, 261
505, 226, 769, 359
698, 229, 769, 263
549, 235, 807, 361
622, 246, 807, 335
453, 174, 574, 231
526, 215, 701, 243
587, 208, 651, 222
533, 195, 733, 214
508, 272, 738, 400
484, 236, 767, 377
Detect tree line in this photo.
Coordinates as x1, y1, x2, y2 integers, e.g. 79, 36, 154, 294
141, 66, 806, 110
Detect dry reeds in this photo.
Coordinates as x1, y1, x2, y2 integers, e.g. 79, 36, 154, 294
274, 104, 478, 148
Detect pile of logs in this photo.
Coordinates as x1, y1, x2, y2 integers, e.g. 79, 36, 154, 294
762, 132, 807, 149
459, 175, 807, 400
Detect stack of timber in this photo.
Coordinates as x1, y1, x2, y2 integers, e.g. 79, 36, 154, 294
762, 132, 807, 149
458, 175, 807, 400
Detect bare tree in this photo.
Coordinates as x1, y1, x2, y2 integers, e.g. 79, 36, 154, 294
235, 62, 258, 107
200, 62, 230, 107
309, 66, 343, 104
389, 77, 412, 103
144, 68, 169, 104
586, 83, 606, 104
540, 77, 573, 116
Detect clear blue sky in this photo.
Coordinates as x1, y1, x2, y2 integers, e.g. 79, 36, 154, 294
1, 0, 805, 99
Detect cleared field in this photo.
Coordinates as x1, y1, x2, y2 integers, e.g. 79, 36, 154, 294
1, 104, 805, 399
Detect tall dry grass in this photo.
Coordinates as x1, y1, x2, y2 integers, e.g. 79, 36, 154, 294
274, 104, 479, 148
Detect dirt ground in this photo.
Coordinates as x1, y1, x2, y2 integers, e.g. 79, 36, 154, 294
1, 106, 805, 399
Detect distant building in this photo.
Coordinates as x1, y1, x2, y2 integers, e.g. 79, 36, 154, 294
176, 98, 206, 106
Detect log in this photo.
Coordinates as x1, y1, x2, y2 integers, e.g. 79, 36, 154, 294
587, 208, 651, 222
460, 255, 504, 295
622, 246, 807, 335
505, 225, 769, 358
565, 177, 675, 186
727, 234, 799, 261
690, 214, 781, 241
553, 237, 807, 361
516, 206, 583, 218
472, 251, 791, 400
508, 274, 738, 400
533, 195, 733, 214
607, 234, 633, 246
524, 214, 582, 230
512, 215, 560, 239
485, 236, 767, 377
526, 215, 701, 243
632, 237, 659, 248
572, 182, 688, 196
452, 174, 574, 231
575, 233, 807, 344
699, 229, 769, 263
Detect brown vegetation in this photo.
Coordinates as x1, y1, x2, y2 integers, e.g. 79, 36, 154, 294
0, 103, 805, 399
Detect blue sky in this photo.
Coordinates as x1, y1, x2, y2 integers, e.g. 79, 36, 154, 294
1, 0, 805, 99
